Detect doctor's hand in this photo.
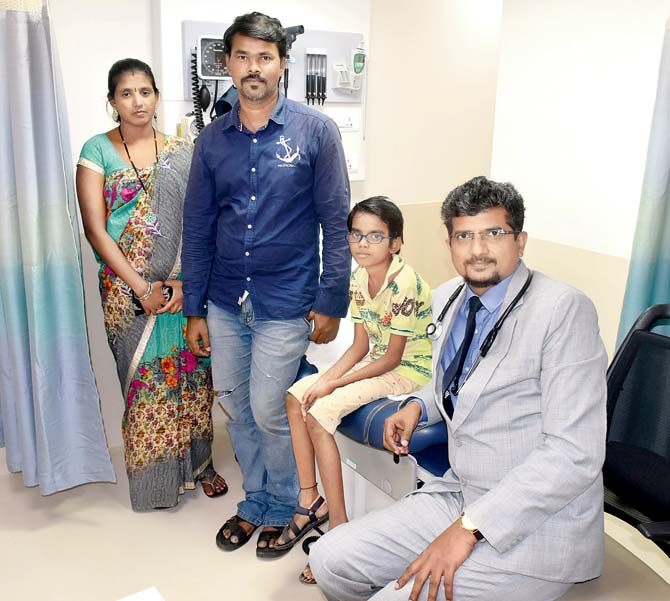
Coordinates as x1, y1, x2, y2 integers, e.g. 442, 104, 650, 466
186, 316, 211, 357
306, 311, 340, 344
383, 401, 422, 455
396, 518, 477, 601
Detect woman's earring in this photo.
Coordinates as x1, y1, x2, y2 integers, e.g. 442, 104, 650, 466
153, 113, 158, 122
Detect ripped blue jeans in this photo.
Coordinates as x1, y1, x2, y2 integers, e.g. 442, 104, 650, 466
207, 299, 310, 526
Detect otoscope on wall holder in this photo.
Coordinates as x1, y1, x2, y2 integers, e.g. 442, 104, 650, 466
284, 25, 304, 97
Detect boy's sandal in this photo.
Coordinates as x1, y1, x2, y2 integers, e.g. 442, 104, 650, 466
299, 563, 317, 585
255, 527, 290, 558
215, 515, 257, 551
273, 495, 329, 552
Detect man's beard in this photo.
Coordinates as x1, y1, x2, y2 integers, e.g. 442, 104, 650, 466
239, 75, 273, 101
464, 272, 502, 289
464, 259, 501, 289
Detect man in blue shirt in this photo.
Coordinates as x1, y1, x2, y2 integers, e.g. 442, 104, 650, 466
182, 12, 350, 556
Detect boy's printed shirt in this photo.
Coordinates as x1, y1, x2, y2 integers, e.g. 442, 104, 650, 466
349, 254, 433, 385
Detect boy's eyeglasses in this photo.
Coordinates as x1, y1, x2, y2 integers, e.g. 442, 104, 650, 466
346, 232, 393, 244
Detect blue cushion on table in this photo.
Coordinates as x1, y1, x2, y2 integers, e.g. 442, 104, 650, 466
412, 444, 450, 477
338, 398, 449, 454
295, 356, 319, 382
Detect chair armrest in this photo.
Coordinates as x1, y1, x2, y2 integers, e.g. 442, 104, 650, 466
637, 521, 670, 543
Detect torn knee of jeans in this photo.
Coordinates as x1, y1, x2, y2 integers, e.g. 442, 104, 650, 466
263, 371, 282, 383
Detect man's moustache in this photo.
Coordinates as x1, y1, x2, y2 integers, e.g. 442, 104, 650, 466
242, 75, 266, 83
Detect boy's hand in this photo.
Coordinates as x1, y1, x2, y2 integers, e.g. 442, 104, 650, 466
301, 378, 336, 418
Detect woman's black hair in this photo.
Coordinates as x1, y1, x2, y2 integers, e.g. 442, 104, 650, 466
107, 58, 159, 100
347, 196, 404, 252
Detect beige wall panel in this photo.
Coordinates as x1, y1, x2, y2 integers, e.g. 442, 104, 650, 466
401, 202, 629, 358
523, 238, 629, 359
361, 0, 502, 204
400, 201, 457, 286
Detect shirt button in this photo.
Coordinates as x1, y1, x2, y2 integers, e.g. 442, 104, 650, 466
247, 224, 252, 229
251, 167, 256, 173
251, 196, 256, 201
245, 251, 250, 256
475, 329, 479, 334
253, 138, 258, 143
246, 277, 251, 282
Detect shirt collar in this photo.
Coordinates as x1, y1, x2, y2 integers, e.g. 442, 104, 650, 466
354, 254, 405, 299
463, 261, 520, 314
222, 93, 286, 132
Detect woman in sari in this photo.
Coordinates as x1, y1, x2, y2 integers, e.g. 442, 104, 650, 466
76, 58, 227, 511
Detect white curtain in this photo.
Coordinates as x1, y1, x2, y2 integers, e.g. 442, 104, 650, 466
0, 0, 115, 493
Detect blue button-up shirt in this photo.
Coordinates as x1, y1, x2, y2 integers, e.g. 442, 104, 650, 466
182, 95, 351, 319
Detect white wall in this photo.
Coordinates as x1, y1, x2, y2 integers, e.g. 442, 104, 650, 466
50, 0, 154, 168
491, 0, 670, 259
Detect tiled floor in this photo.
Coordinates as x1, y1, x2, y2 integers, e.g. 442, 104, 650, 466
0, 421, 326, 601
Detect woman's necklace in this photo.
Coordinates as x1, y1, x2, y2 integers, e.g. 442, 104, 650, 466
118, 125, 158, 196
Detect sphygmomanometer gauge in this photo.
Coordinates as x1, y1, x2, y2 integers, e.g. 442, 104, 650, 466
197, 37, 229, 80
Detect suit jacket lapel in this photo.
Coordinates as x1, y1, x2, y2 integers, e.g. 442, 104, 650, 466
450, 262, 530, 430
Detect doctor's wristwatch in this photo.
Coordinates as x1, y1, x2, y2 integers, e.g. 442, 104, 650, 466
460, 513, 485, 542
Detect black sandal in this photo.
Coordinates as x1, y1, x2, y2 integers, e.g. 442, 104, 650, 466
215, 515, 257, 551
256, 527, 288, 558
273, 495, 329, 552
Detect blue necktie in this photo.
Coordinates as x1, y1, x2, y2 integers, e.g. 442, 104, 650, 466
442, 296, 483, 418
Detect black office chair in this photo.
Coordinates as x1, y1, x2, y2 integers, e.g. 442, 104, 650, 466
602, 304, 670, 557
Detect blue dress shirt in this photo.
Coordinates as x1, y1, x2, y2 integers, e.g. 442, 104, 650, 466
414, 265, 518, 420
181, 95, 351, 320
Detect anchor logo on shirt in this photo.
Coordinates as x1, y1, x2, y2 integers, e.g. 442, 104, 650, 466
275, 136, 301, 163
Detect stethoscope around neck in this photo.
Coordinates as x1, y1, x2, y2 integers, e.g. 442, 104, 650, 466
425, 270, 534, 361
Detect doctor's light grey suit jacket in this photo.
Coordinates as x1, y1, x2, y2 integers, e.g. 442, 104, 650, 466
412, 262, 608, 584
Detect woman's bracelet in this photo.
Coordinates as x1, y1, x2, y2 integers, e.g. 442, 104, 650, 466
136, 281, 153, 301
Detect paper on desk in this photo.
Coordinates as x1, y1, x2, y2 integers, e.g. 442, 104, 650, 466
117, 587, 166, 601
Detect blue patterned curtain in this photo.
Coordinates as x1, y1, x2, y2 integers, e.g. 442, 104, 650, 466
618, 25, 670, 343
0, 0, 115, 493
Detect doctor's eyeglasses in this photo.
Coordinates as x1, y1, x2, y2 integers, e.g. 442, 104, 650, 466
449, 228, 520, 245
346, 231, 393, 244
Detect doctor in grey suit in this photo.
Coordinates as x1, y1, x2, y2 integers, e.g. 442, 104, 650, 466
310, 176, 608, 601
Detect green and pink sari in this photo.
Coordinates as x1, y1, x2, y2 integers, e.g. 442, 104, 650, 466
78, 134, 213, 510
